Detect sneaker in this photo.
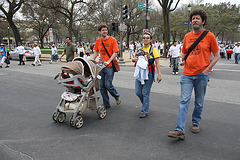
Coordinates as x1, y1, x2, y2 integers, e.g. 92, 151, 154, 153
191, 125, 200, 133
37, 64, 41, 66
0, 66, 2, 68
176, 72, 179, 75
5, 66, 9, 68
168, 130, 185, 140
32, 64, 35, 66
139, 113, 148, 118
49, 61, 52, 64
116, 97, 121, 105
172, 72, 175, 75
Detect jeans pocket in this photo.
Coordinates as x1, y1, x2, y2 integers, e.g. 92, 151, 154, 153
201, 72, 210, 82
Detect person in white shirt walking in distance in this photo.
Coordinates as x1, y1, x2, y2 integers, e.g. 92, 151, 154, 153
168, 41, 181, 74
233, 42, 240, 64
129, 42, 134, 59
16, 42, 25, 65
32, 43, 41, 66
49, 44, 58, 64
77, 43, 85, 57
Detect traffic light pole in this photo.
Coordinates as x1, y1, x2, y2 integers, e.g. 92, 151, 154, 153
119, 0, 125, 63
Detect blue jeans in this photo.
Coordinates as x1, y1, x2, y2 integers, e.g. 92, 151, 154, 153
135, 72, 155, 114
175, 72, 209, 133
51, 54, 59, 61
235, 53, 240, 64
130, 49, 134, 59
99, 67, 120, 107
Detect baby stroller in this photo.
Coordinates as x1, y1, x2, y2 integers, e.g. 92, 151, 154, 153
52, 57, 106, 129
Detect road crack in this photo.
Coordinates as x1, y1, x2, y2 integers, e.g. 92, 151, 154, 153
3, 144, 34, 160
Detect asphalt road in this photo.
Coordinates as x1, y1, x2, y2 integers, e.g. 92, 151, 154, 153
0, 59, 239, 160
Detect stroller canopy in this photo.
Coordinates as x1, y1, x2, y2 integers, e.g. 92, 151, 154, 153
61, 57, 101, 78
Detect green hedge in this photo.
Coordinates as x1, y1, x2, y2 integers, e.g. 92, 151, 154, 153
41, 49, 63, 55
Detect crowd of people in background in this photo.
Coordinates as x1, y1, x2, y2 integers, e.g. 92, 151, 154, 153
1, 34, 240, 69
219, 42, 240, 64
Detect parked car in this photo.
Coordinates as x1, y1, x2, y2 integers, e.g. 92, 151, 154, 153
9, 47, 35, 60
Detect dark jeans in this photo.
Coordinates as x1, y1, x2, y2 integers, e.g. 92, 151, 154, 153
19, 54, 25, 65
235, 53, 240, 64
172, 57, 179, 73
79, 52, 84, 57
227, 53, 232, 60
220, 52, 225, 58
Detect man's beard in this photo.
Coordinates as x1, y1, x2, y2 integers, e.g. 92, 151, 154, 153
192, 23, 203, 31
102, 34, 107, 38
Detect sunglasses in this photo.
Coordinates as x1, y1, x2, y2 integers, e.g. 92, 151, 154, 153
142, 37, 150, 39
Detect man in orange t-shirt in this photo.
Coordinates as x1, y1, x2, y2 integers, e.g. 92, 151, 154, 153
168, 9, 220, 140
93, 24, 121, 108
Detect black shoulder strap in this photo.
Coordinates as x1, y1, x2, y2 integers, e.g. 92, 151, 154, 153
101, 39, 115, 67
183, 30, 209, 61
101, 39, 111, 58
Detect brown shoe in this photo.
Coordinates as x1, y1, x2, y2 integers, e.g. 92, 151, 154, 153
116, 97, 121, 105
139, 113, 148, 118
168, 130, 185, 140
191, 125, 200, 133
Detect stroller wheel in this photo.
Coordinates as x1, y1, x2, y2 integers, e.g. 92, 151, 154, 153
52, 111, 58, 122
74, 115, 84, 129
57, 112, 66, 123
69, 115, 74, 127
97, 106, 107, 119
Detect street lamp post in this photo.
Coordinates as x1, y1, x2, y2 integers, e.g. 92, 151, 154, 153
7, 26, 10, 49
187, 4, 191, 32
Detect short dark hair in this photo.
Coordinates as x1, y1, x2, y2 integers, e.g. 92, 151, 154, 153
98, 24, 108, 31
66, 37, 71, 40
143, 32, 152, 39
190, 8, 207, 26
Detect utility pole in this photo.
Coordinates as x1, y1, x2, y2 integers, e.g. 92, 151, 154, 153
7, 26, 10, 48
119, 0, 125, 63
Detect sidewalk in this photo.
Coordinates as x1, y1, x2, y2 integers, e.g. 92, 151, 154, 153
41, 50, 170, 67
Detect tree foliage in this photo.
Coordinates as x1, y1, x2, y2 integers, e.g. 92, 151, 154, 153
21, 1, 62, 47
0, 0, 25, 45
168, 2, 240, 43
156, 0, 180, 55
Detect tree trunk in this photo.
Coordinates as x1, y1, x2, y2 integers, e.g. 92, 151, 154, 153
8, 18, 21, 45
221, 31, 224, 43
127, 26, 130, 49
68, 18, 73, 40
162, 8, 170, 57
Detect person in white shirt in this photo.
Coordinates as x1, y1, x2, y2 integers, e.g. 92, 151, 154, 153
49, 44, 58, 64
233, 42, 240, 64
16, 42, 25, 65
155, 41, 159, 51
136, 41, 141, 50
129, 42, 134, 59
160, 41, 164, 56
32, 43, 41, 66
77, 43, 85, 57
168, 41, 181, 74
